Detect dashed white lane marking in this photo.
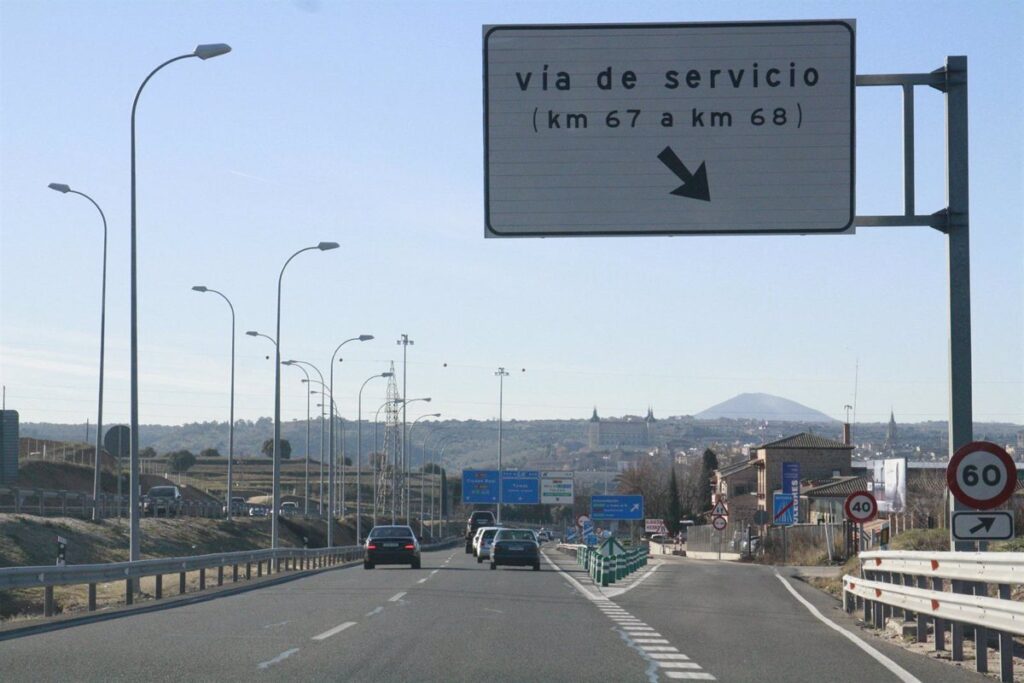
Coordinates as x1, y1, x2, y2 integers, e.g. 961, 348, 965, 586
257, 647, 300, 669
664, 673, 715, 680
417, 578, 428, 583
430, 569, 439, 575
263, 620, 289, 628
388, 591, 407, 602
366, 606, 383, 617
641, 646, 680, 652
633, 639, 670, 644
312, 621, 356, 641
649, 653, 690, 660
773, 571, 921, 683
659, 662, 702, 669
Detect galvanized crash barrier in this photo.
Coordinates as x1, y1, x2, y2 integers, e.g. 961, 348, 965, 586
0, 537, 458, 620
843, 550, 1024, 683
563, 540, 648, 588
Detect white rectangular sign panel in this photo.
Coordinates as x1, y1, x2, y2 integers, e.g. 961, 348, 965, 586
541, 471, 574, 504
484, 20, 855, 237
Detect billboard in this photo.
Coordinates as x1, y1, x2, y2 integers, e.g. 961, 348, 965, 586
462, 469, 499, 504
872, 458, 906, 514
782, 461, 801, 523
540, 471, 574, 504
0, 410, 17, 484
484, 20, 855, 237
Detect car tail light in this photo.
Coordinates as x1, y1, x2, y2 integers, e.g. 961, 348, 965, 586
367, 544, 377, 550
403, 544, 415, 550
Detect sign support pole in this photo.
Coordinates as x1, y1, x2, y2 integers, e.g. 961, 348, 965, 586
944, 55, 973, 554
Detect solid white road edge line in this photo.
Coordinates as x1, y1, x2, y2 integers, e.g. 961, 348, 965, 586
773, 571, 921, 683
312, 621, 356, 641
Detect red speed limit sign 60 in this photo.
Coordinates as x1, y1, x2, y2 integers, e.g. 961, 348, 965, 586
947, 441, 1017, 510
844, 491, 878, 523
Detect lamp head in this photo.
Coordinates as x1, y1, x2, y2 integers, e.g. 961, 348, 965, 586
191, 285, 208, 292
282, 360, 295, 366
317, 241, 339, 251
245, 331, 259, 337
381, 372, 394, 378
194, 43, 232, 60
359, 335, 374, 342
48, 183, 71, 193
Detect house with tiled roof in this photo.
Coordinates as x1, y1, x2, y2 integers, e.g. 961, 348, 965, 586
753, 432, 854, 518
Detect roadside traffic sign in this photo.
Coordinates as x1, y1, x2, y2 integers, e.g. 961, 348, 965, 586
591, 495, 644, 521
951, 511, 1014, 542
711, 500, 729, 518
947, 441, 1017, 510
104, 425, 131, 459
712, 516, 727, 531
484, 20, 856, 237
773, 494, 796, 526
843, 491, 878, 523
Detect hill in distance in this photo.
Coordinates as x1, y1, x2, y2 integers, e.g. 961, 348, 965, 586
695, 392, 837, 423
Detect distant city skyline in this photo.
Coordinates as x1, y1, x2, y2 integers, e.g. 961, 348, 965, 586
1, 1, 1021, 427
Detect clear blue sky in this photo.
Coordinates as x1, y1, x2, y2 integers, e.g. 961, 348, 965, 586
1, 0, 1021, 428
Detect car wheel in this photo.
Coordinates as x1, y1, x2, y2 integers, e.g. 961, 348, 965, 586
465, 541, 472, 553
411, 559, 421, 569
533, 562, 541, 571
363, 561, 374, 570
490, 562, 496, 570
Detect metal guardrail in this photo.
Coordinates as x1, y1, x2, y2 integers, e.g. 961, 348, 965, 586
1, 536, 462, 621
842, 550, 1023, 682
0, 486, 230, 519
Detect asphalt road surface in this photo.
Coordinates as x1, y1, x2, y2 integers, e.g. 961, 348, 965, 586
0, 545, 990, 682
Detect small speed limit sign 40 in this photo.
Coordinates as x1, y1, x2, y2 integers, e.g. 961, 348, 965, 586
844, 491, 878, 523
947, 441, 1017, 510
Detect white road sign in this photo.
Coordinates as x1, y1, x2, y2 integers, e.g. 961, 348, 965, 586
541, 471, 574, 504
712, 516, 728, 531
951, 511, 1014, 542
947, 441, 1017, 510
484, 20, 855, 237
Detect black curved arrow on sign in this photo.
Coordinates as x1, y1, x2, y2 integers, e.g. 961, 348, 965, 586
658, 146, 711, 201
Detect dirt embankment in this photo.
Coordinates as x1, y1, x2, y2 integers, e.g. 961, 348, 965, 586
12, 461, 218, 503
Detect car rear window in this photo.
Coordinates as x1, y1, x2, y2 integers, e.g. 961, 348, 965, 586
496, 530, 535, 541
471, 512, 494, 523
369, 526, 413, 539
481, 529, 499, 540
149, 487, 175, 497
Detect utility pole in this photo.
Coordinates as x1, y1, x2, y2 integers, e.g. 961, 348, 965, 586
495, 367, 509, 525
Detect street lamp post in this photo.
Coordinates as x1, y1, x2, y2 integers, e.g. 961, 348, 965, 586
48, 183, 107, 521
328, 335, 372, 530
282, 362, 311, 514
271, 243, 337, 556
393, 397, 431, 523
284, 362, 323, 528
396, 335, 413, 520
192, 286, 235, 518
408, 413, 440, 533
357, 372, 392, 542
495, 367, 510, 525
246, 330, 276, 515
438, 441, 456, 537
129, 43, 231, 567
417, 426, 444, 538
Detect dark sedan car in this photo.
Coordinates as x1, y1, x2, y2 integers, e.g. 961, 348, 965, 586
490, 528, 540, 571
364, 525, 421, 569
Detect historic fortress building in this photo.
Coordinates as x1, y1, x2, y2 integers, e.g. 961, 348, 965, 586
587, 407, 656, 449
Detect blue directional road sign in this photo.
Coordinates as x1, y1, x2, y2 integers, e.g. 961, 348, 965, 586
501, 470, 540, 504
462, 470, 499, 504
591, 495, 644, 521
773, 493, 796, 526
565, 527, 578, 542
782, 462, 801, 522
